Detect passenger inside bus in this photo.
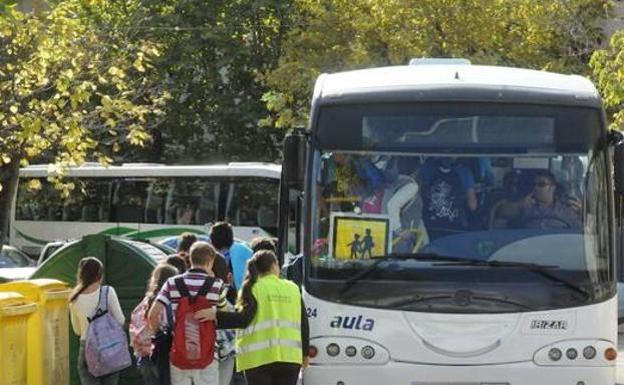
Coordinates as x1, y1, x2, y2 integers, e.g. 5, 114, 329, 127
318, 153, 425, 255
458, 157, 495, 213
313, 152, 589, 263
176, 202, 197, 225
488, 170, 523, 229
420, 157, 478, 240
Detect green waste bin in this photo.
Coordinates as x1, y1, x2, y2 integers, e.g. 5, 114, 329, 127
0, 292, 37, 385
31, 234, 167, 385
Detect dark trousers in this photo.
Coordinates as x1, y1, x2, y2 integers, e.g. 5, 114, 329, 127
137, 357, 159, 385
244, 362, 300, 385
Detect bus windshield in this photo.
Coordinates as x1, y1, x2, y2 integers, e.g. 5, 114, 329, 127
308, 103, 614, 313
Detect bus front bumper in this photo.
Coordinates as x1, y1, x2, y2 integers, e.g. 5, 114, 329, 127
303, 361, 616, 385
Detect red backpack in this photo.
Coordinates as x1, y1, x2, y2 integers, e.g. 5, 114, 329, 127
170, 277, 219, 369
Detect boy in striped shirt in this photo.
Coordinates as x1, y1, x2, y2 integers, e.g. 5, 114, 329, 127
149, 241, 225, 385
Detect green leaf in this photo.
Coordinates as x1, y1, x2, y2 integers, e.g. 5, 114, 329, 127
133, 58, 146, 73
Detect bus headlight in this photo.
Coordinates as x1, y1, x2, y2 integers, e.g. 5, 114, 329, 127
326, 343, 340, 357
582, 346, 596, 359
566, 348, 578, 360
361, 345, 376, 359
534, 340, 615, 366
310, 337, 389, 365
548, 348, 562, 361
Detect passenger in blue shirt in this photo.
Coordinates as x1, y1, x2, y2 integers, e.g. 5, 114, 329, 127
458, 157, 494, 208
210, 221, 253, 291
420, 157, 478, 239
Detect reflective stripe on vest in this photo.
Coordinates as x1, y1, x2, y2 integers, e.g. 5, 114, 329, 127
235, 275, 302, 371
237, 338, 302, 355
239, 319, 301, 338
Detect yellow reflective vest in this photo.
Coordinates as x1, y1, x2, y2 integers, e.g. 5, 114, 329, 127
236, 275, 302, 371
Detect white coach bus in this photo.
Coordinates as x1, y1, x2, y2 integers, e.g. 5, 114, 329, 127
279, 60, 624, 384
11, 162, 280, 256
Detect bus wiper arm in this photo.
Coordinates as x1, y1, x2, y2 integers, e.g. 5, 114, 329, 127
434, 259, 591, 300
338, 252, 476, 296
385, 253, 557, 267
339, 257, 387, 296
386, 292, 537, 311
339, 252, 590, 300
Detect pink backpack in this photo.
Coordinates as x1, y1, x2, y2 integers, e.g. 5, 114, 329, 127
129, 297, 152, 357
85, 286, 132, 377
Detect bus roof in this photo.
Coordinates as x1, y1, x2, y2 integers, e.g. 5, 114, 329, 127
313, 65, 602, 108
19, 162, 281, 179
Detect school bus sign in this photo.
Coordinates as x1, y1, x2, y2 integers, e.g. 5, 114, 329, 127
329, 213, 390, 260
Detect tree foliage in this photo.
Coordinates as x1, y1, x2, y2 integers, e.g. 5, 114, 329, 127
0, 0, 169, 240
0, 0, 617, 242
591, 30, 624, 130
262, 0, 611, 129
133, 0, 295, 163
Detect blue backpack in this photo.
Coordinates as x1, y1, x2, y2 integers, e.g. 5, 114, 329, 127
84, 286, 132, 377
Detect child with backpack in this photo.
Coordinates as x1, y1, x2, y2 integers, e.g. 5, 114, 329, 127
130, 263, 179, 385
148, 241, 224, 385
210, 252, 238, 385
69, 257, 129, 385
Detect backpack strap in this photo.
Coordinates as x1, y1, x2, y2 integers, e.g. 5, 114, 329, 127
175, 275, 215, 304
88, 285, 109, 322
174, 277, 190, 298
98, 285, 109, 313
164, 303, 174, 328
196, 278, 214, 298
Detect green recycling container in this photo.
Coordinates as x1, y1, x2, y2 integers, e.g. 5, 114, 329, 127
30, 234, 167, 385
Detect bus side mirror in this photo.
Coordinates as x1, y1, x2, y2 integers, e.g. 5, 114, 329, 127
285, 254, 303, 285
615, 142, 624, 195
283, 132, 306, 191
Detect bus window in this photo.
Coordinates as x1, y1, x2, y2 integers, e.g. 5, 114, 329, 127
16, 179, 47, 221
16, 178, 112, 222
145, 179, 169, 224
62, 179, 112, 222
12, 163, 281, 255
195, 180, 220, 225
585, 152, 611, 281
224, 178, 279, 232
112, 179, 149, 223
164, 178, 220, 225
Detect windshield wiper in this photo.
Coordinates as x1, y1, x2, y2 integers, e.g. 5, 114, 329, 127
433, 259, 591, 300
386, 292, 537, 311
339, 252, 590, 300
339, 252, 480, 296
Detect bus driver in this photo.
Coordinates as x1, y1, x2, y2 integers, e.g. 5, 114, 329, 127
517, 170, 582, 230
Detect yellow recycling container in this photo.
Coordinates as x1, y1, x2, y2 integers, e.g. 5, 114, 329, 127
0, 279, 71, 385
0, 291, 37, 385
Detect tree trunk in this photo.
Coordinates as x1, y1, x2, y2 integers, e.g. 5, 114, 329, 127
0, 160, 21, 245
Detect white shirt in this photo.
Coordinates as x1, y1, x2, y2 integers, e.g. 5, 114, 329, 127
69, 285, 125, 340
